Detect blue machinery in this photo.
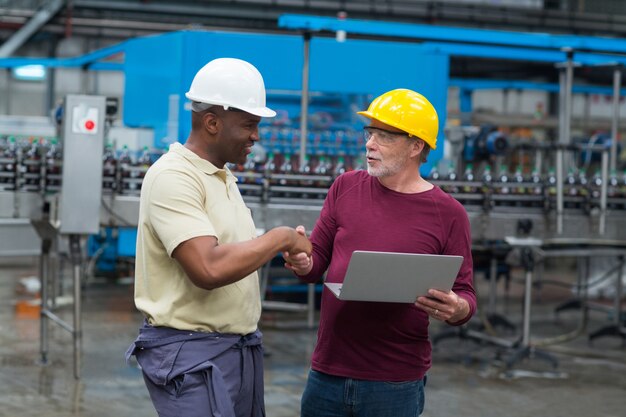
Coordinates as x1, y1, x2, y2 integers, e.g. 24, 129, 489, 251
1, 13, 626, 256
0, 14, 625, 245
3, 14, 626, 157
120, 29, 448, 172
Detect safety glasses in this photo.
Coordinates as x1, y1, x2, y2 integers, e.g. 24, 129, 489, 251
363, 126, 410, 145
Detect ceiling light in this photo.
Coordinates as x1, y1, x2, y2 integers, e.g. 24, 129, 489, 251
12, 64, 46, 81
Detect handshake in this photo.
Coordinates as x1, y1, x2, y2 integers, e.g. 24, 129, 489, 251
282, 225, 314, 276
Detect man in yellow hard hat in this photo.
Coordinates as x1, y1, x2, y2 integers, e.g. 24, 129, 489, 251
126, 58, 311, 417
284, 88, 475, 417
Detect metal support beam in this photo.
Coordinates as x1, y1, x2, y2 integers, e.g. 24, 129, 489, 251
564, 52, 574, 148
600, 149, 609, 235
279, 14, 626, 55
557, 69, 565, 235
610, 66, 622, 172
0, 0, 66, 58
450, 78, 626, 96
298, 32, 311, 168
556, 49, 575, 235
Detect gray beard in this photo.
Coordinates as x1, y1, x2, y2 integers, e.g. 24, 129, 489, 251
367, 159, 404, 178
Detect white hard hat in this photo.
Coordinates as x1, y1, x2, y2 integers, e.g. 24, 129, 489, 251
185, 58, 276, 118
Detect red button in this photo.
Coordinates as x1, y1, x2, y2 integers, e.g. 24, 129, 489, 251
85, 120, 95, 130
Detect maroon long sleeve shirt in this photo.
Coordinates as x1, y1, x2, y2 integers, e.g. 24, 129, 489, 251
297, 170, 476, 381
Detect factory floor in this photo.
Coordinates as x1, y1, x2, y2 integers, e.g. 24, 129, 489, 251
1, 256, 625, 417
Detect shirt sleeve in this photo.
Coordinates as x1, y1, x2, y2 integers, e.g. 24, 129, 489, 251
442, 199, 476, 326
147, 169, 216, 257
295, 176, 341, 283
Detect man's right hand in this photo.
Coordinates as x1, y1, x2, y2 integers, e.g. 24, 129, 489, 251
286, 225, 312, 256
283, 225, 313, 275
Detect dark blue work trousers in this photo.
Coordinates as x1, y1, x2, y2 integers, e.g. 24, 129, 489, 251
126, 322, 265, 417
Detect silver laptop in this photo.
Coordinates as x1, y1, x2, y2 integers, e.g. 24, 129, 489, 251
324, 251, 463, 303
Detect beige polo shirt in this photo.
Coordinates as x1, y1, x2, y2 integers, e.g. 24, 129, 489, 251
134, 142, 261, 334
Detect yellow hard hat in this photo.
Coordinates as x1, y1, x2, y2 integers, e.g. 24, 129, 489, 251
357, 88, 439, 149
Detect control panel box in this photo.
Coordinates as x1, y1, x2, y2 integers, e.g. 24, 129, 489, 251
58, 95, 105, 234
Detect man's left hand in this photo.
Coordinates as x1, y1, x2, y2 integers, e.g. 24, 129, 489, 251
415, 289, 469, 323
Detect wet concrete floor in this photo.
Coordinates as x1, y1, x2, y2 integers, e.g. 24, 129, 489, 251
0, 256, 624, 417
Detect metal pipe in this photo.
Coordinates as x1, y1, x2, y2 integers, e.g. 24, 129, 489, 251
610, 66, 621, 172
6, 69, 12, 114
599, 148, 608, 235
556, 148, 564, 233
73, 260, 82, 379
45, 37, 56, 116
50, 244, 58, 308
556, 50, 574, 234
39, 240, 50, 365
564, 49, 574, 154
299, 32, 311, 168
41, 309, 74, 333
522, 252, 533, 347
614, 256, 624, 326
69, 234, 82, 380
558, 68, 565, 142
582, 257, 590, 326
556, 68, 566, 234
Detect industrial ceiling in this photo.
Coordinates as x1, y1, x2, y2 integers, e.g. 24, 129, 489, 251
1, 1, 626, 87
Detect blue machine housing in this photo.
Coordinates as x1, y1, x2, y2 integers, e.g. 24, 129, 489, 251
122, 30, 449, 175
4, 15, 626, 273
75, 29, 452, 273
87, 227, 138, 276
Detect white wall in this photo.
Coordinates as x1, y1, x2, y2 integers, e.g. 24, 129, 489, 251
471, 89, 549, 115
0, 37, 125, 118
1, 69, 125, 117
470, 88, 626, 120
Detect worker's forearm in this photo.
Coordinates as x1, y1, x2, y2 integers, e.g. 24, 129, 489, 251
199, 227, 295, 289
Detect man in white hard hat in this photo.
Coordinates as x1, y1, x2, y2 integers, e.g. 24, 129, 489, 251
126, 58, 311, 417
284, 89, 475, 417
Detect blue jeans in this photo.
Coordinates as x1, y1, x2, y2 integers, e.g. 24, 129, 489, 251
301, 369, 426, 417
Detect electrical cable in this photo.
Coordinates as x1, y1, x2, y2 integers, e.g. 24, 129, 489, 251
528, 261, 622, 290
583, 133, 600, 170
85, 243, 108, 282
100, 196, 133, 226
